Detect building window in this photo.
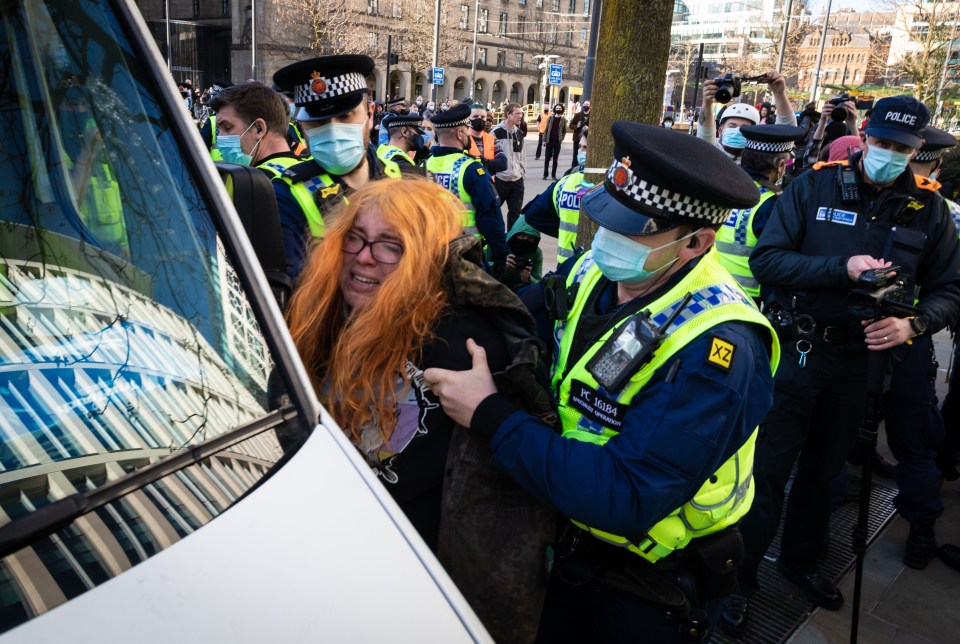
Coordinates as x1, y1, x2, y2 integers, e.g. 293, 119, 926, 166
516, 52, 524, 68
569, 0, 577, 11
537, 0, 543, 8
552, 0, 560, 11
393, 1, 402, 18
222, 0, 229, 16
497, 50, 507, 67
368, 32, 379, 53
581, 27, 587, 43
459, 44, 469, 61
193, 0, 200, 17
499, 12, 508, 36
460, 4, 469, 29
369, 0, 379, 16
518, 15, 525, 35
479, 8, 489, 33
583, 0, 589, 14
519, 0, 526, 5
479, 47, 488, 65
566, 28, 573, 46
549, 24, 557, 43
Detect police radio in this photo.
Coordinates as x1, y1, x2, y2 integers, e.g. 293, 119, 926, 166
839, 151, 861, 203
586, 293, 693, 393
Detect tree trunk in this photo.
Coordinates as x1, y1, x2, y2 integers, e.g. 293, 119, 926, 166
577, 0, 675, 248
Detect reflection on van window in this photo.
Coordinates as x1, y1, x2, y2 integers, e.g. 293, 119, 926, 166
0, 0, 286, 631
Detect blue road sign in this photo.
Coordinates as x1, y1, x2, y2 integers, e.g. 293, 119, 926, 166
549, 64, 563, 86
432, 67, 444, 86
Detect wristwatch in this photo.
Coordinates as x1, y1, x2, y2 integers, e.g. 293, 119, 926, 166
909, 316, 927, 337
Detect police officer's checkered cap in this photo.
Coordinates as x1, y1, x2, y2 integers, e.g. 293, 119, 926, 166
384, 113, 423, 129
273, 55, 374, 117
602, 120, 759, 225
915, 125, 957, 162
740, 124, 805, 154
430, 103, 471, 128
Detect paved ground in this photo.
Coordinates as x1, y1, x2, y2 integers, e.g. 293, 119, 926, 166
789, 331, 960, 644
506, 130, 960, 643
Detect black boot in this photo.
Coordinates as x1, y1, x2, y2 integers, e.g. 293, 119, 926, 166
904, 520, 938, 570
720, 593, 751, 638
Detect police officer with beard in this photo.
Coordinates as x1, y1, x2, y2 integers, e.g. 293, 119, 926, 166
425, 104, 509, 274
721, 96, 960, 637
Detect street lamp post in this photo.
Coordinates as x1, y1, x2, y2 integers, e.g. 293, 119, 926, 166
534, 54, 559, 109
810, 0, 834, 103
469, 0, 479, 100
431, 0, 441, 102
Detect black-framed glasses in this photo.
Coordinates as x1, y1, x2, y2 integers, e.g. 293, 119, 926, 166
342, 230, 404, 264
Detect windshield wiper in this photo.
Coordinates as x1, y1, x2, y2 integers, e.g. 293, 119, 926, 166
0, 405, 298, 559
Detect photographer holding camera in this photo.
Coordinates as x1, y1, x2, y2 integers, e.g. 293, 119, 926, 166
719, 96, 960, 638
698, 70, 797, 162
800, 95, 861, 167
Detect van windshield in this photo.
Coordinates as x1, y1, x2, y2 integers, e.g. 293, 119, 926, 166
0, 1, 287, 626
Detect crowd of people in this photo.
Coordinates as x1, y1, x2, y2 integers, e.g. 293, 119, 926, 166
197, 52, 960, 642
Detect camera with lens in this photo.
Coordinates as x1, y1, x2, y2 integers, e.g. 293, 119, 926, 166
713, 73, 742, 105
829, 93, 855, 122
849, 265, 920, 320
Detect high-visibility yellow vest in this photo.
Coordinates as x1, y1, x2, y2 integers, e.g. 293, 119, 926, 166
552, 249, 779, 563
262, 158, 336, 238
552, 171, 590, 264
376, 143, 416, 167
206, 115, 223, 161
425, 152, 480, 236
714, 182, 773, 298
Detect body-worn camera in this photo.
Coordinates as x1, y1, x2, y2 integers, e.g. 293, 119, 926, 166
829, 93, 855, 122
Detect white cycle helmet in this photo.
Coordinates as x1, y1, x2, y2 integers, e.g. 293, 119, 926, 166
718, 103, 761, 126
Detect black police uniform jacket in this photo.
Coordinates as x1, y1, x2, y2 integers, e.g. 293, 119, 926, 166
750, 151, 960, 335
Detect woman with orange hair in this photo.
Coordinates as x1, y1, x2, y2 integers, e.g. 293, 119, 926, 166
285, 177, 512, 548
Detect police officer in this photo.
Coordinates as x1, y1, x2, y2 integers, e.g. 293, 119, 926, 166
376, 111, 429, 172
423, 121, 779, 642
377, 98, 407, 145
426, 103, 509, 273
715, 125, 805, 300
884, 125, 960, 569
207, 82, 310, 280
272, 55, 405, 281
723, 97, 960, 636
198, 80, 234, 161
523, 130, 593, 264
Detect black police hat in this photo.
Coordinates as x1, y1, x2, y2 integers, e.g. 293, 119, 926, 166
382, 111, 423, 130
430, 103, 470, 128
914, 125, 957, 162
211, 79, 233, 95
581, 120, 760, 236
740, 124, 806, 153
865, 95, 929, 149
273, 55, 374, 122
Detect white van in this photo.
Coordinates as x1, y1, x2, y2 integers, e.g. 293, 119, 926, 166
0, 1, 489, 641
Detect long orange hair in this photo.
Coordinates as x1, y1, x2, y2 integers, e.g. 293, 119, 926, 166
285, 178, 466, 444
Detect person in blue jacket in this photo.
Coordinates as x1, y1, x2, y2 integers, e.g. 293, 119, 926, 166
423, 121, 779, 642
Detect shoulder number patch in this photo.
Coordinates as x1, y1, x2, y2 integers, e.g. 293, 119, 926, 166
707, 336, 735, 371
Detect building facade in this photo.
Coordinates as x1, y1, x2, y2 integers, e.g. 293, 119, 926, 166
796, 10, 894, 98
222, 0, 592, 108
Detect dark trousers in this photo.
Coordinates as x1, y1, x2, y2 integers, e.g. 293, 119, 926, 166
883, 337, 945, 523
737, 341, 868, 591
544, 140, 561, 179
535, 564, 723, 643
536, 132, 544, 159
496, 178, 525, 231
939, 332, 960, 472
571, 132, 581, 166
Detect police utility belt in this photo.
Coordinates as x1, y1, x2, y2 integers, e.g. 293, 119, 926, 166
555, 524, 744, 640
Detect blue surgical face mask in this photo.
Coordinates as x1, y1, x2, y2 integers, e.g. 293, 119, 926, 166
591, 226, 697, 284
863, 145, 911, 185
307, 120, 367, 175
577, 150, 587, 166
415, 131, 434, 150
720, 126, 746, 150
217, 121, 258, 166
